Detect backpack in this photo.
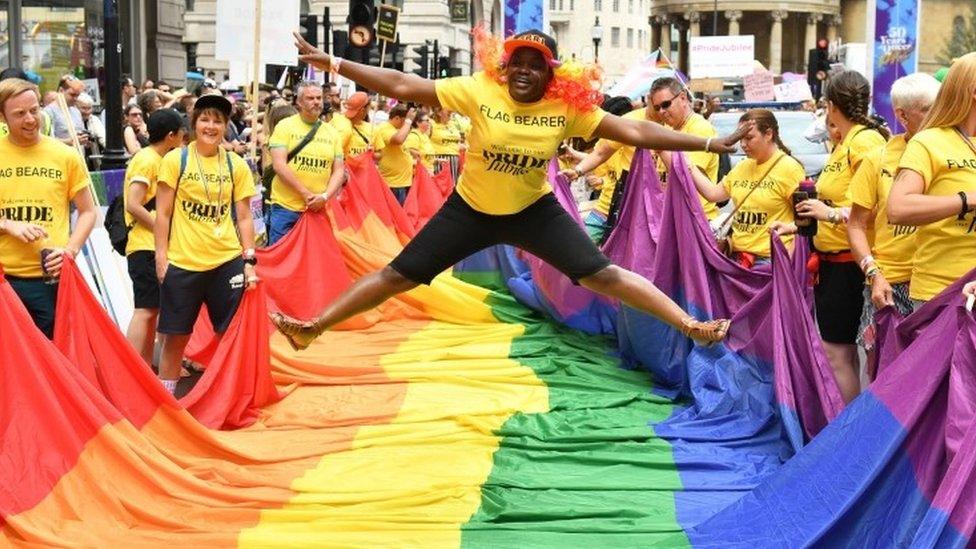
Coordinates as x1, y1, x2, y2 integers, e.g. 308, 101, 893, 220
107, 147, 232, 255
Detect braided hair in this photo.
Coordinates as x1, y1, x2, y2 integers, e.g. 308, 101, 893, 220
824, 70, 891, 140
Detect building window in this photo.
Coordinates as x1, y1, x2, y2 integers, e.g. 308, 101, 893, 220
570, 0, 574, 10
186, 0, 195, 11
550, 0, 555, 9
185, 43, 198, 72
627, 28, 633, 48
558, 0, 563, 10
594, 0, 602, 10
611, 0, 618, 12
627, 0, 632, 13
611, 27, 620, 47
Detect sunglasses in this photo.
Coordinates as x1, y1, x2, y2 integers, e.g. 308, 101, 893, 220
652, 95, 679, 112
129, 111, 143, 117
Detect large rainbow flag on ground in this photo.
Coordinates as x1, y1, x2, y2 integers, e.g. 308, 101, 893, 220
1, 153, 973, 546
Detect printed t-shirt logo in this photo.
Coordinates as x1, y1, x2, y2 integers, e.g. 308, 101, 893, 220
947, 158, 976, 170
483, 148, 548, 175
180, 171, 231, 223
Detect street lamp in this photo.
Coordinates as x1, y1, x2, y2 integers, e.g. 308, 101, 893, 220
592, 17, 603, 61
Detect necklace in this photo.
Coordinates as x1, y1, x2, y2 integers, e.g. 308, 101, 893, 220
193, 144, 227, 237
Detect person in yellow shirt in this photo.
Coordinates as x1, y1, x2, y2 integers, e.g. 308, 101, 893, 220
0, 78, 96, 339
331, 91, 373, 158
785, 70, 889, 403
267, 81, 346, 245
122, 108, 187, 366
153, 94, 258, 395
847, 73, 940, 356
891, 53, 976, 309
406, 112, 436, 172
560, 95, 644, 242
372, 103, 416, 204
273, 29, 748, 350
676, 109, 805, 266
430, 106, 463, 182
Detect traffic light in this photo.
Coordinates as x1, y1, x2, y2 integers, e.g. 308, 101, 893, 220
299, 14, 318, 48
407, 41, 430, 79
437, 56, 451, 78
347, 0, 376, 48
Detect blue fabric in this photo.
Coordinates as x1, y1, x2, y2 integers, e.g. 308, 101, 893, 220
390, 186, 410, 205
584, 210, 608, 242
267, 204, 302, 246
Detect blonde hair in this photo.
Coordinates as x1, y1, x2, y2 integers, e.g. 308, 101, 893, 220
922, 52, 976, 130
0, 78, 40, 116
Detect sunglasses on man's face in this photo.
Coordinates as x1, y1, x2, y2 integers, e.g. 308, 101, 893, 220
652, 95, 679, 112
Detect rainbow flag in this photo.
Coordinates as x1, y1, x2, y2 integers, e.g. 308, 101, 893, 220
607, 50, 683, 100
1, 150, 973, 546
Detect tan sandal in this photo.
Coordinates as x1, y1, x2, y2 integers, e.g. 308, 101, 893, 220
270, 312, 321, 352
681, 317, 731, 346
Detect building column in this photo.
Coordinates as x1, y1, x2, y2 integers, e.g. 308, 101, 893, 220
657, 15, 671, 58
805, 13, 822, 55
826, 14, 841, 44
769, 10, 787, 74
651, 19, 661, 50
725, 10, 742, 36
685, 11, 701, 38
678, 23, 688, 73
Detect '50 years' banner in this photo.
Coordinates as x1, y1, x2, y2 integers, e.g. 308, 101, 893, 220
871, 0, 920, 133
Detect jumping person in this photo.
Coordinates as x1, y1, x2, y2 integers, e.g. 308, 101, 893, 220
272, 29, 747, 350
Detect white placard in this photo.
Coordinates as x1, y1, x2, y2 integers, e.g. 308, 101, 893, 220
689, 35, 755, 78
773, 80, 814, 103
215, 0, 301, 66
743, 71, 775, 102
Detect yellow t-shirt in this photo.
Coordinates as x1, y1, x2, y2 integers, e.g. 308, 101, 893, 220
667, 113, 721, 219
123, 146, 163, 255
849, 134, 915, 284
405, 130, 435, 171
814, 125, 887, 252
721, 150, 805, 257
372, 122, 414, 188
898, 127, 976, 300
435, 71, 607, 214
430, 121, 463, 156
598, 108, 646, 179
331, 114, 373, 157
157, 144, 256, 272
0, 136, 88, 277
268, 114, 342, 212
594, 147, 627, 217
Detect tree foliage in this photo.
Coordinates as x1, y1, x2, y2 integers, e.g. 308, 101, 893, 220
939, 3, 976, 65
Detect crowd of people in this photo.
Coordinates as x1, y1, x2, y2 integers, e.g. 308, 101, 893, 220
0, 29, 973, 405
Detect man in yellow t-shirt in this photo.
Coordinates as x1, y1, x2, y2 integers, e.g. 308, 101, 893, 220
274, 29, 744, 350
122, 108, 186, 365
848, 72, 940, 349
331, 91, 373, 158
0, 78, 97, 338
267, 81, 346, 245
372, 103, 416, 204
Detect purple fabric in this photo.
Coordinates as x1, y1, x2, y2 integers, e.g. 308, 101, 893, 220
609, 151, 842, 443
602, 149, 666, 274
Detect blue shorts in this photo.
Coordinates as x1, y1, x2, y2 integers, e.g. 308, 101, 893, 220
267, 204, 303, 246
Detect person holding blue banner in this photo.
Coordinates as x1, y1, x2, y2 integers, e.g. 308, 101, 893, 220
272, 27, 750, 351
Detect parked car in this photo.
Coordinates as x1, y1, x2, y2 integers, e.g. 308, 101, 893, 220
709, 108, 829, 179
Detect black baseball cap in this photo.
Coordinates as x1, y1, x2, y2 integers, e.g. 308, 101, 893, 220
194, 93, 233, 118
504, 30, 559, 64
148, 108, 187, 143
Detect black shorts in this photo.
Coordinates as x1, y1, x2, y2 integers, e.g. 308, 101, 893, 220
814, 258, 865, 345
158, 257, 245, 335
390, 192, 611, 285
127, 250, 160, 309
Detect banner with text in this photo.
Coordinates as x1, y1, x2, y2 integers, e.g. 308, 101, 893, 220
689, 35, 754, 78
215, 0, 300, 67
506, 0, 544, 36
871, 0, 920, 133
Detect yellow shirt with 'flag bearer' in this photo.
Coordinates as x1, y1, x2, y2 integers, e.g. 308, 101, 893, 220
157, 144, 256, 272
721, 150, 805, 257
123, 146, 163, 255
898, 127, 976, 301
434, 71, 606, 215
0, 135, 88, 277
814, 125, 887, 253
849, 134, 914, 284
372, 122, 414, 189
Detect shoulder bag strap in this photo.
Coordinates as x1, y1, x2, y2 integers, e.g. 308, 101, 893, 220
286, 120, 323, 163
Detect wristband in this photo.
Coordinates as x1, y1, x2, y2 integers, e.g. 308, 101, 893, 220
704, 137, 713, 153
959, 191, 969, 220
859, 255, 875, 272
330, 56, 343, 74
574, 166, 585, 178
865, 266, 881, 281
243, 248, 256, 259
